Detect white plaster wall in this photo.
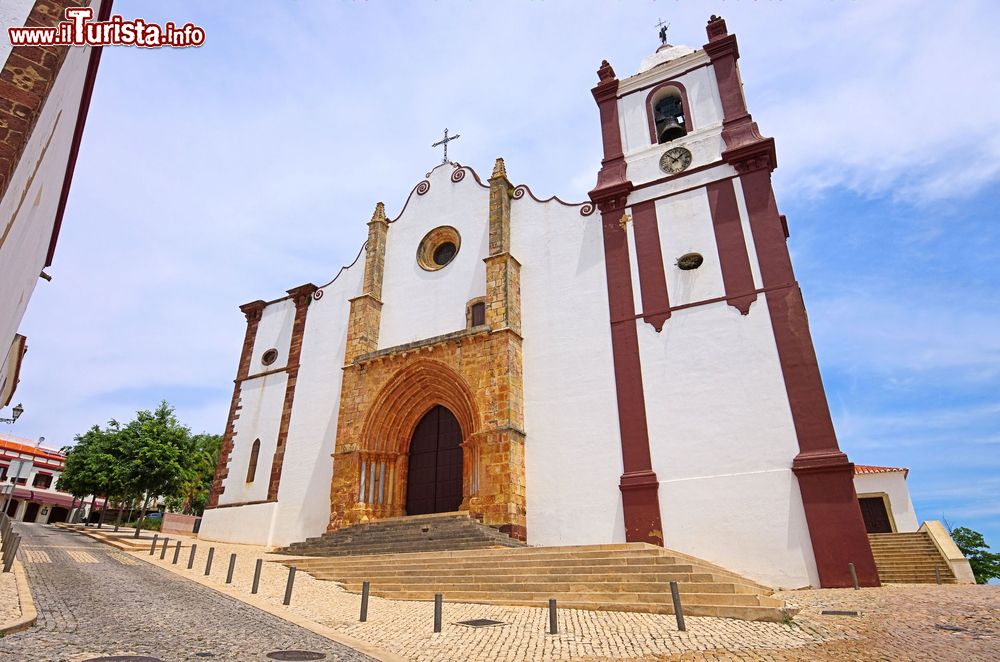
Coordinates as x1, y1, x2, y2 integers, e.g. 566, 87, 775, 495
217, 371, 288, 505
248, 298, 296, 376
513, 196, 627, 547
200, 244, 365, 547
270, 260, 364, 546
0, 30, 93, 386
0, 0, 35, 63
637, 298, 820, 588
378, 166, 489, 349
653, 189, 726, 307
199, 501, 279, 546
854, 472, 919, 533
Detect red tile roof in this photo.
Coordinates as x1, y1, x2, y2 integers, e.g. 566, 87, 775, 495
0, 433, 65, 464
854, 464, 909, 479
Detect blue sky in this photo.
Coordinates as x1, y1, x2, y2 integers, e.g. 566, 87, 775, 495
4, 2, 999, 550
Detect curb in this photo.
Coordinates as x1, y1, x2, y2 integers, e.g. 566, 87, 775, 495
0, 560, 38, 635
55, 523, 405, 662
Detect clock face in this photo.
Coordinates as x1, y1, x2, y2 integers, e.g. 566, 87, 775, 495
659, 147, 692, 174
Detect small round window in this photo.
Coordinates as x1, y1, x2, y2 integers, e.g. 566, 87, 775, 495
433, 242, 457, 266
261, 348, 279, 366
417, 226, 461, 271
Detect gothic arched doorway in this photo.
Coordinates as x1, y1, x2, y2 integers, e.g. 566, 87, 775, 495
406, 405, 463, 516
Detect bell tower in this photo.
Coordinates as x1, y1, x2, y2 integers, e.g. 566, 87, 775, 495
588, 16, 880, 588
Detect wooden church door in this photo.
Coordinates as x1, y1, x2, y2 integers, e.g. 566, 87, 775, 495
406, 405, 464, 516
858, 497, 893, 533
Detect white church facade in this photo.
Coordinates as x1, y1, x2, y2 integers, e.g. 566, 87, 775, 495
202, 16, 896, 590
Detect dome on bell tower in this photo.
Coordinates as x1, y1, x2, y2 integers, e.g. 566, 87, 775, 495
638, 42, 696, 73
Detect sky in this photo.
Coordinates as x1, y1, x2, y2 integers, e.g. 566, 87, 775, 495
3, 1, 999, 550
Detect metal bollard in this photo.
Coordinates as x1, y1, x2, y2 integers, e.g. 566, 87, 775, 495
433, 593, 443, 633
205, 547, 215, 575
149, 533, 159, 555
360, 581, 370, 622
252, 558, 263, 594
187, 543, 198, 570
669, 581, 686, 632
172, 540, 182, 565
283, 566, 296, 605
2, 535, 19, 573
548, 598, 558, 635
226, 553, 237, 584
848, 562, 859, 590
160, 537, 170, 560
935, 567, 942, 585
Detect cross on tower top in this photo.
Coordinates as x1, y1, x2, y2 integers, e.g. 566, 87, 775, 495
432, 128, 461, 164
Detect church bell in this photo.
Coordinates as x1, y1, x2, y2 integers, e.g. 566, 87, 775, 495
658, 116, 686, 143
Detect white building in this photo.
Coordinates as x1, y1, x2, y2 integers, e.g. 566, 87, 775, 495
202, 17, 919, 590
0, 0, 111, 409
0, 432, 97, 523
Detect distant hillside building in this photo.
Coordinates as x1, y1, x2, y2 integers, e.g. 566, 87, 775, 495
0, 0, 110, 408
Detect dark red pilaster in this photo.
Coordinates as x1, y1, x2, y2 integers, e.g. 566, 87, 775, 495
631, 200, 671, 331
267, 283, 317, 501
706, 179, 757, 314
737, 155, 879, 588
589, 60, 664, 546
207, 299, 266, 509
706, 14, 878, 588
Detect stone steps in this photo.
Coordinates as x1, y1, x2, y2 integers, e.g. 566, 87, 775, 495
867, 532, 957, 584
288, 539, 785, 621
281, 512, 522, 557
338, 577, 763, 594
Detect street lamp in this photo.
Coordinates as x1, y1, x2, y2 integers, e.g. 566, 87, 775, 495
0, 403, 23, 424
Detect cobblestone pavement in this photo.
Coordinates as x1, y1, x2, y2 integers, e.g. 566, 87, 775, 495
130, 533, 1000, 662
121, 534, 837, 661
0, 523, 374, 662
643, 584, 1000, 662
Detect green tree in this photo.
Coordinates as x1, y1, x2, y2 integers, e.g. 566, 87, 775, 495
951, 527, 1000, 584
57, 421, 128, 525
60, 402, 220, 530
119, 401, 193, 533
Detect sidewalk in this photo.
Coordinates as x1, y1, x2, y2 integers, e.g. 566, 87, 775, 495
0, 524, 37, 635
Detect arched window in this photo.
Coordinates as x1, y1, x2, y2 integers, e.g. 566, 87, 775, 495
246, 439, 260, 483
466, 297, 487, 328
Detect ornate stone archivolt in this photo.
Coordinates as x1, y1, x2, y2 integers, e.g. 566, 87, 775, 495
360, 359, 480, 455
